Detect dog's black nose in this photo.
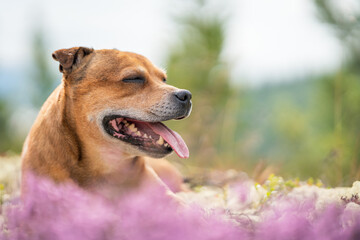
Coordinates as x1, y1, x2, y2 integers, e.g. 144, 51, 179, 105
174, 90, 192, 103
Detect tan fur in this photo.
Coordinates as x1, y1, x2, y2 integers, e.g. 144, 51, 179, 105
21, 47, 188, 197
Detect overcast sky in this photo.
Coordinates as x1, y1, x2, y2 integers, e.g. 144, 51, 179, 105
0, 0, 345, 86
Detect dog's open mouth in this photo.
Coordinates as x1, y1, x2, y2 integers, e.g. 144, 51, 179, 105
103, 116, 189, 158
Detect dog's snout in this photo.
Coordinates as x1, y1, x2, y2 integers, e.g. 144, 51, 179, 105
174, 90, 192, 103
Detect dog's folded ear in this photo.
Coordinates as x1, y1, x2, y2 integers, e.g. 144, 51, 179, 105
52, 47, 94, 73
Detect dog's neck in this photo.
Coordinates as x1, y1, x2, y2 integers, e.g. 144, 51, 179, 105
21, 84, 79, 184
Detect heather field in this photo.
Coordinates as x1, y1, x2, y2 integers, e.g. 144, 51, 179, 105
1, 157, 360, 240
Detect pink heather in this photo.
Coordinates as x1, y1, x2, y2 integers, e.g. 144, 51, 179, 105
1, 173, 360, 240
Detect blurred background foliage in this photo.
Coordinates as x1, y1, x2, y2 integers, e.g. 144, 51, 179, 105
165, 0, 241, 170
1, 0, 360, 187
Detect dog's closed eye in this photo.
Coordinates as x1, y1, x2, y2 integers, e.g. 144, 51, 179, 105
122, 77, 145, 83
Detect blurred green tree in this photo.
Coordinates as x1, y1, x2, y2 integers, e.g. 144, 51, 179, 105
315, 0, 360, 71
270, 0, 360, 185
238, 1, 360, 185
0, 99, 12, 153
0, 27, 56, 154
165, 0, 242, 168
30, 28, 57, 108
315, 73, 360, 185
313, 0, 360, 185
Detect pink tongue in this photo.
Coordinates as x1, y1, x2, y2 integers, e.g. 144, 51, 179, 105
144, 122, 189, 159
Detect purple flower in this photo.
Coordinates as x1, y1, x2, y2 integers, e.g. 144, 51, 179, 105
1, 173, 245, 240
1, 173, 360, 240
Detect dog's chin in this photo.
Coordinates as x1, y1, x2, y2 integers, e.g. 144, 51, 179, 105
128, 146, 172, 159
102, 115, 174, 158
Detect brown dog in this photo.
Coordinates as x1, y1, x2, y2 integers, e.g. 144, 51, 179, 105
21, 47, 192, 197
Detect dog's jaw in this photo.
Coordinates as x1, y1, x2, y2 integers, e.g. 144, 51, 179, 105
90, 107, 189, 159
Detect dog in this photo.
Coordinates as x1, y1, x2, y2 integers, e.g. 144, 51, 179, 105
21, 47, 192, 197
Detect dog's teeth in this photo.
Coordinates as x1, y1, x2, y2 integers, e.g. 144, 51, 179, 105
128, 124, 137, 133
164, 143, 169, 147
116, 118, 123, 125
156, 136, 164, 145
149, 135, 153, 139
136, 131, 141, 136
144, 134, 148, 138
110, 120, 119, 132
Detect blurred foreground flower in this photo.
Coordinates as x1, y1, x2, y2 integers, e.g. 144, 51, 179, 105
1, 173, 360, 240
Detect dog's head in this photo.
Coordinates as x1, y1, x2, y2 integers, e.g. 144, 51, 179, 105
52, 47, 192, 159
